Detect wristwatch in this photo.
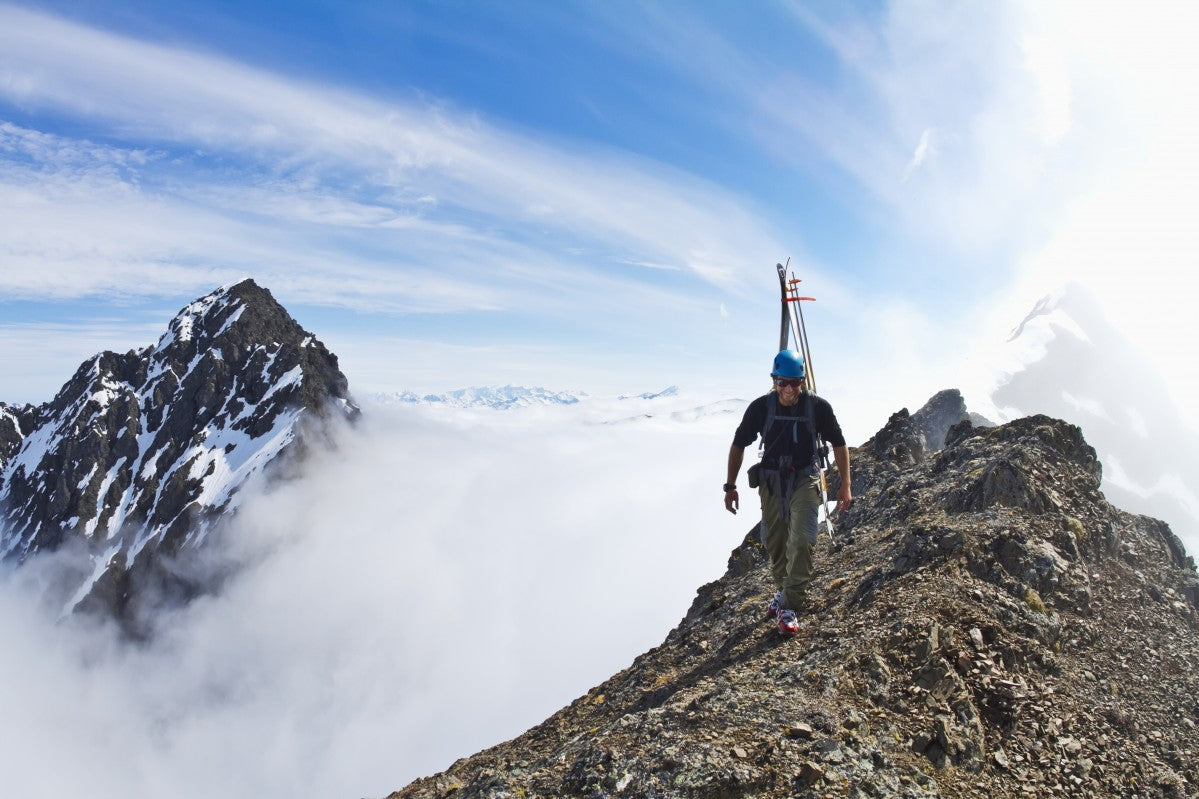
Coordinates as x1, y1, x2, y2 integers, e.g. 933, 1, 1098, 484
723, 483, 737, 492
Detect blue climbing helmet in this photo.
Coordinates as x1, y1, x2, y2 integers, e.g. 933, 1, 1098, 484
771, 349, 805, 379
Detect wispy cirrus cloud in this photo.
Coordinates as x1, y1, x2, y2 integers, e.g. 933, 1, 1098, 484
0, 4, 785, 316
755, 3, 1080, 255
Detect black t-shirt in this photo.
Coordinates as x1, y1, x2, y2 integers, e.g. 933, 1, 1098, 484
733, 391, 846, 469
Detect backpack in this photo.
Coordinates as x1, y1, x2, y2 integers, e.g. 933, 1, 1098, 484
747, 391, 825, 488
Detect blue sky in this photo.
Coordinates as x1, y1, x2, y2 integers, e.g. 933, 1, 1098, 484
2, 1, 1199, 433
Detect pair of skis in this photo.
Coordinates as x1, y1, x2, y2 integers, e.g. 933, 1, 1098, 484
775, 259, 818, 392
774, 260, 836, 539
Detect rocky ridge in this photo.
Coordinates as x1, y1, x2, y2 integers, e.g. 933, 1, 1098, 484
390, 391, 1199, 799
0, 279, 356, 623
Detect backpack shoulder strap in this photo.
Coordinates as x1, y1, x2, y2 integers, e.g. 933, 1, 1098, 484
757, 392, 778, 458
761, 392, 778, 440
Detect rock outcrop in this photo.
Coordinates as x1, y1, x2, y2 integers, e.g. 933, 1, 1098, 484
911, 389, 992, 452
0, 279, 357, 626
390, 398, 1199, 799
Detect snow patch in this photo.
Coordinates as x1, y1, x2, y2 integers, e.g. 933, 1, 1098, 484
87, 457, 128, 539
76, 463, 98, 491
212, 303, 245, 339
61, 543, 122, 617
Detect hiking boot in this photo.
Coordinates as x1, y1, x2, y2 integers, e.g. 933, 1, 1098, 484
777, 608, 799, 636
766, 591, 783, 618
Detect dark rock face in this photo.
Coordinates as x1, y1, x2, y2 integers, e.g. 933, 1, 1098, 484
912, 389, 979, 452
867, 389, 992, 468
390, 396, 1199, 799
0, 279, 357, 623
863, 408, 928, 467
858, 389, 991, 475
0, 402, 37, 463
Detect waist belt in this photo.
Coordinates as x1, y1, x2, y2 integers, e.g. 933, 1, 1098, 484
759, 455, 819, 529
760, 463, 818, 479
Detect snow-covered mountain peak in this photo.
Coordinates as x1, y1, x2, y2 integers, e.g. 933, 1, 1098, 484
619, 385, 679, 400
1007, 287, 1091, 347
0, 280, 356, 628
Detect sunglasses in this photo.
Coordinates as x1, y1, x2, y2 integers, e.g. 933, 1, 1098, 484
775, 378, 804, 388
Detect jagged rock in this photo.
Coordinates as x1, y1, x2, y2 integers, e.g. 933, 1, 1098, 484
388, 394, 1199, 799
863, 408, 927, 467
912, 389, 971, 452
944, 418, 981, 449
0, 279, 357, 627
0, 402, 37, 466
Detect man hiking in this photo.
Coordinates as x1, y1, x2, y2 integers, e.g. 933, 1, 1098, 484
724, 349, 852, 636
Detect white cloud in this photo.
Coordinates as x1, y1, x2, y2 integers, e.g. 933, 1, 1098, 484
1019, 30, 1072, 146
0, 399, 744, 798
1104, 453, 1199, 522
904, 127, 935, 177
1060, 390, 1111, 422
1127, 407, 1149, 439
0, 6, 785, 309
760, 2, 1066, 251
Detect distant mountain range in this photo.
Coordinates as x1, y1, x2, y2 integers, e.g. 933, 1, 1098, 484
375, 386, 584, 409
374, 385, 681, 410
620, 386, 680, 401
0, 279, 356, 630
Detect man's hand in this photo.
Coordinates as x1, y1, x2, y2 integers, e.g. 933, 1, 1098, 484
725, 444, 745, 515
836, 483, 853, 513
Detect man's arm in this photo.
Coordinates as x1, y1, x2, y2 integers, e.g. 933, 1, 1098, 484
724, 444, 745, 514
833, 444, 852, 512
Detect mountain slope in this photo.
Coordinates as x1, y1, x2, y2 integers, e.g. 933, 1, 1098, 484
0, 279, 356, 622
390, 395, 1198, 799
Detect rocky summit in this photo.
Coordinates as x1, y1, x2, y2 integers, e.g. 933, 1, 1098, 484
390, 392, 1199, 799
0, 279, 356, 625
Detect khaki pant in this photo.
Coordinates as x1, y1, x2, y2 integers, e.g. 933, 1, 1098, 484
758, 473, 821, 612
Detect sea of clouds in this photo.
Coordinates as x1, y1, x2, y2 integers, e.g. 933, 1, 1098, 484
0, 395, 751, 799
